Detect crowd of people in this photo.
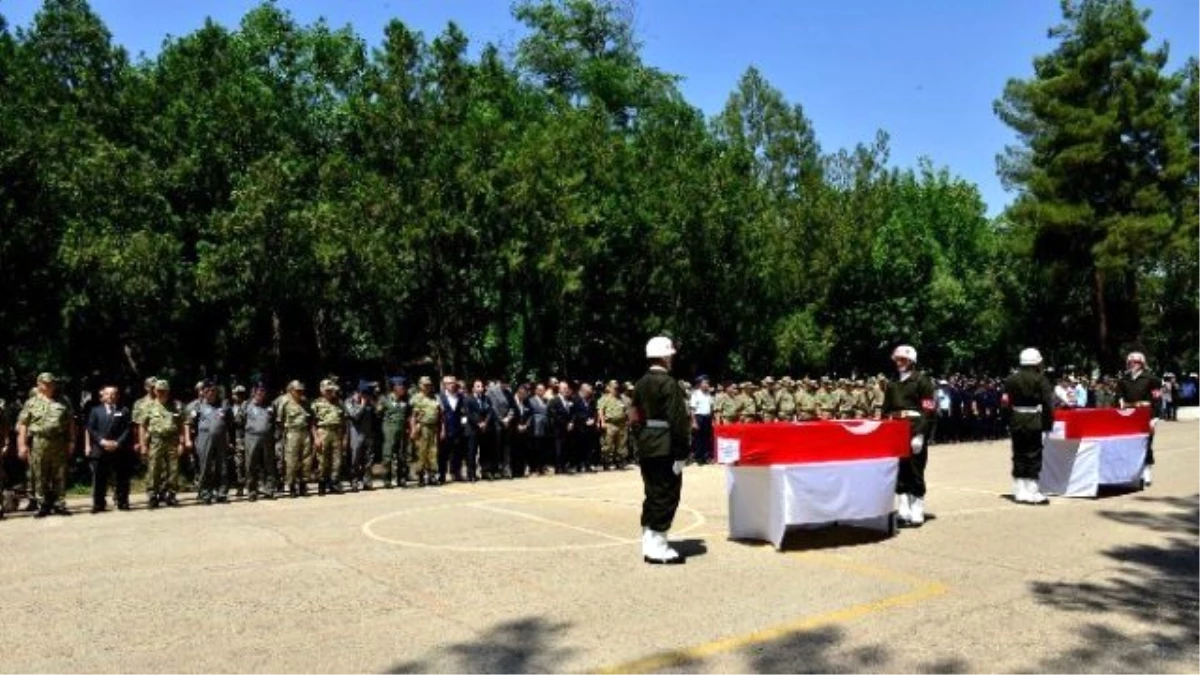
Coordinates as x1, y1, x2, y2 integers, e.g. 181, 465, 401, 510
0, 354, 1185, 520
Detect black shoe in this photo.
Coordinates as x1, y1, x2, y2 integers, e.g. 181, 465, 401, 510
203, 494, 214, 505
362, 482, 374, 491
317, 482, 327, 496
117, 502, 131, 511
248, 493, 258, 503
263, 491, 275, 500
23, 499, 39, 513
148, 496, 160, 509
34, 508, 51, 519
91, 505, 106, 514
289, 484, 299, 499
236, 488, 245, 498
383, 482, 394, 490
215, 493, 229, 504
350, 482, 360, 493
417, 475, 427, 488
330, 482, 344, 495
166, 493, 180, 507
299, 483, 310, 497
53, 504, 72, 516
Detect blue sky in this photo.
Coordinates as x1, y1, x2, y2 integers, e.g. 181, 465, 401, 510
5, 0, 1197, 215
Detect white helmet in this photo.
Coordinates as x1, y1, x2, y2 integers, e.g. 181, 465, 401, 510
645, 336, 676, 359
1126, 351, 1146, 366
1019, 348, 1043, 366
892, 345, 917, 362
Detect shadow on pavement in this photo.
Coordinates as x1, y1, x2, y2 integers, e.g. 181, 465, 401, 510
386, 616, 576, 674
1026, 494, 1199, 672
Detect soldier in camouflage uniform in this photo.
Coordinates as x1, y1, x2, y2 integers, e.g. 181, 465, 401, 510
143, 379, 185, 508
271, 388, 289, 490
776, 377, 797, 422
716, 382, 742, 425
378, 377, 413, 488
815, 379, 838, 420
131, 376, 156, 456
409, 376, 441, 487
870, 376, 887, 420
229, 384, 248, 497
795, 379, 819, 421
737, 383, 759, 423
756, 378, 779, 422
16, 373, 74, 517
597, 380, 629, 470
312, 380, 346, 496
280, 381, 313, 498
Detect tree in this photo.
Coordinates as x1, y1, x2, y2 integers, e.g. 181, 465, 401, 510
995, 0, 1192, 367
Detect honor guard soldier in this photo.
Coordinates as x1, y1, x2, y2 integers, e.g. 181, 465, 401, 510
1002, 349, 1055, 504
631, 336, 690, 565
1116, 351, 1161, 487
882, 345, 936, 527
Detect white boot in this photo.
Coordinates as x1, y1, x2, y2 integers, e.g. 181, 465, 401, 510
1141, 466, 1153, 487
641, 527, 655, 558
655, 531, 681, 562
1012, 479, 1029, 503
896, 494, 912, 522
1024, 479, 1048, 505
909, 497, 926, 526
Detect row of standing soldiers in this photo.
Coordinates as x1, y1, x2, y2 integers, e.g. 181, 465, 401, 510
711, 377, 888, 423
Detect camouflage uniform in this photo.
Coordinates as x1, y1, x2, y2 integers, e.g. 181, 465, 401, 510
755, 378, 778, 422
776, 378, 797, 422
144, 381, 184, 506
377, 382, 413, 488
280, 383, 313, 496
311, 381, 346, 494
410, 379, 440, 484
736, 384, 759, 423
717, 385, 742, 424
597, 382, 629, 468
17, 375, 73, 514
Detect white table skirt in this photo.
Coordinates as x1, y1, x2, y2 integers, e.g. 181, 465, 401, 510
1039, 434, 1148, 498
726, 458, 899, 549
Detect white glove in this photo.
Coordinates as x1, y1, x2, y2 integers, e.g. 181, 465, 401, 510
672, 460, 684, 476
910, 435, 925, 455
1150, 417, 1159, 430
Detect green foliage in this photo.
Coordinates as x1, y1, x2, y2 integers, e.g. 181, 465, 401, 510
0, 0, 1193, 391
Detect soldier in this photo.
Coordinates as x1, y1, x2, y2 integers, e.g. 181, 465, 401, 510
795, 379, 818, 421
630, 336, 690, 565
131, 376, 157, 456
345, 381, 378, 492
776, 377, 797, 422
142, 379, 185, 508
242, 383, 276, 501
280, 380, 313, 498
409, 376, 441, 487
622, 382, 637, 463
271, 387, 289, 490
815, 379, 838, 420
849, 381, 869, 419
312, 380, 347, 496
716, 382, 742, 425
1116, 351, 1162, 487
870, 375, 887, 420
378, 377, 412, 488
188, 381, 234, 505
16, 373, 75, 518
229, 384, 248, 497
737, 382, 759, 423
1002, 348, 1055, 505
882, 345, 937, 528
755, 377, 778, 422
598, 380, 630, 470
833, 379, 852, 420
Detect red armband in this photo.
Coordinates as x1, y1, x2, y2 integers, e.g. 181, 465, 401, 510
921, 399, 936, 412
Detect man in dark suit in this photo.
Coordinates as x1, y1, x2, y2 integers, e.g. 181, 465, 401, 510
85, 385, 133, 513
548, 381, 574, 474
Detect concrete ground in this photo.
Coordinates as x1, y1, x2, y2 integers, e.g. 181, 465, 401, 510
2, 422, 1196, 674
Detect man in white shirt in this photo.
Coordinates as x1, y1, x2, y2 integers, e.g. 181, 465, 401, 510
688, 376, 714, 464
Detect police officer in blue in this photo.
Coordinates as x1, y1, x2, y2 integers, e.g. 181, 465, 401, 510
188, 380, 234, 505
345, 380, 378, 492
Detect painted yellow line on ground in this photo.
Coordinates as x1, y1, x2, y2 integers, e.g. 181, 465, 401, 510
592, 580, 948, 674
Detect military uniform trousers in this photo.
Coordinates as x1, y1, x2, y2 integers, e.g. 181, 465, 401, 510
381, 425, 409, 484
146, 436, 179, 496
227, 435, 246, 492
601, 424, 628, 466
691, 415, 714, 464
195, 432, 229, 496
639, 456, 682, 533
410, 425, 438, 477
30, 436, 67, 504
314, 426, 342, 482
896, 420, 930, 498
244, 432, 276, 494
284, 430, 312, 486
1010, 429, 1043, 480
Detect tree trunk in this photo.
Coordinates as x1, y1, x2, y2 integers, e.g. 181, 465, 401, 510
1092, 268, 1110, 367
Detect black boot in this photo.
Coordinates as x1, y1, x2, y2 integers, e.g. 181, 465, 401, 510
34, 495, 53, 519
317, 481, 327, 497
148, 494, 160, 509
165, 492, 180, 507
299, 482, 309, 497
24, 499, 39, 513
288, 483, 298, 499
329, 481, 343, 495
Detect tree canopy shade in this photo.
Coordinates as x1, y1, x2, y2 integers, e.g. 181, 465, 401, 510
0, 0, 1195, 391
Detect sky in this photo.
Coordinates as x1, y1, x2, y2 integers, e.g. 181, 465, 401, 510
4, 0, 1198, 215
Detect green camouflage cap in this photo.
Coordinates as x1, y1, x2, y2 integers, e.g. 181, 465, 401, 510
143, 376, 157, 388
418, 376, 433, 386
286, 380, 305, 392
154, 379, 170, 391
36, 372, 56, 384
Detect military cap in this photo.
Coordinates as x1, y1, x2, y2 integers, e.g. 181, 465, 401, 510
780, 376, 793, 385
320, 379, 339, 392
389, 376, 408, 388
36, 372, 56, 384
762, 376, 775, 386
740, 381, 753, 389
418, 376, 433, 386
143, 376, 157, 388
694, 375, 710, 385
232, 384, 247, 394
624, 381, 635, 390
154, 379, 171, 391
286, 380, 305, 392
607, 379, 619, 388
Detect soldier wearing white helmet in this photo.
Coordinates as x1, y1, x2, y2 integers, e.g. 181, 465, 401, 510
1116, 351, 1161, 487
630, 336, 690, 564
882, 344, 936, 527
1001, 348, 1055, 505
